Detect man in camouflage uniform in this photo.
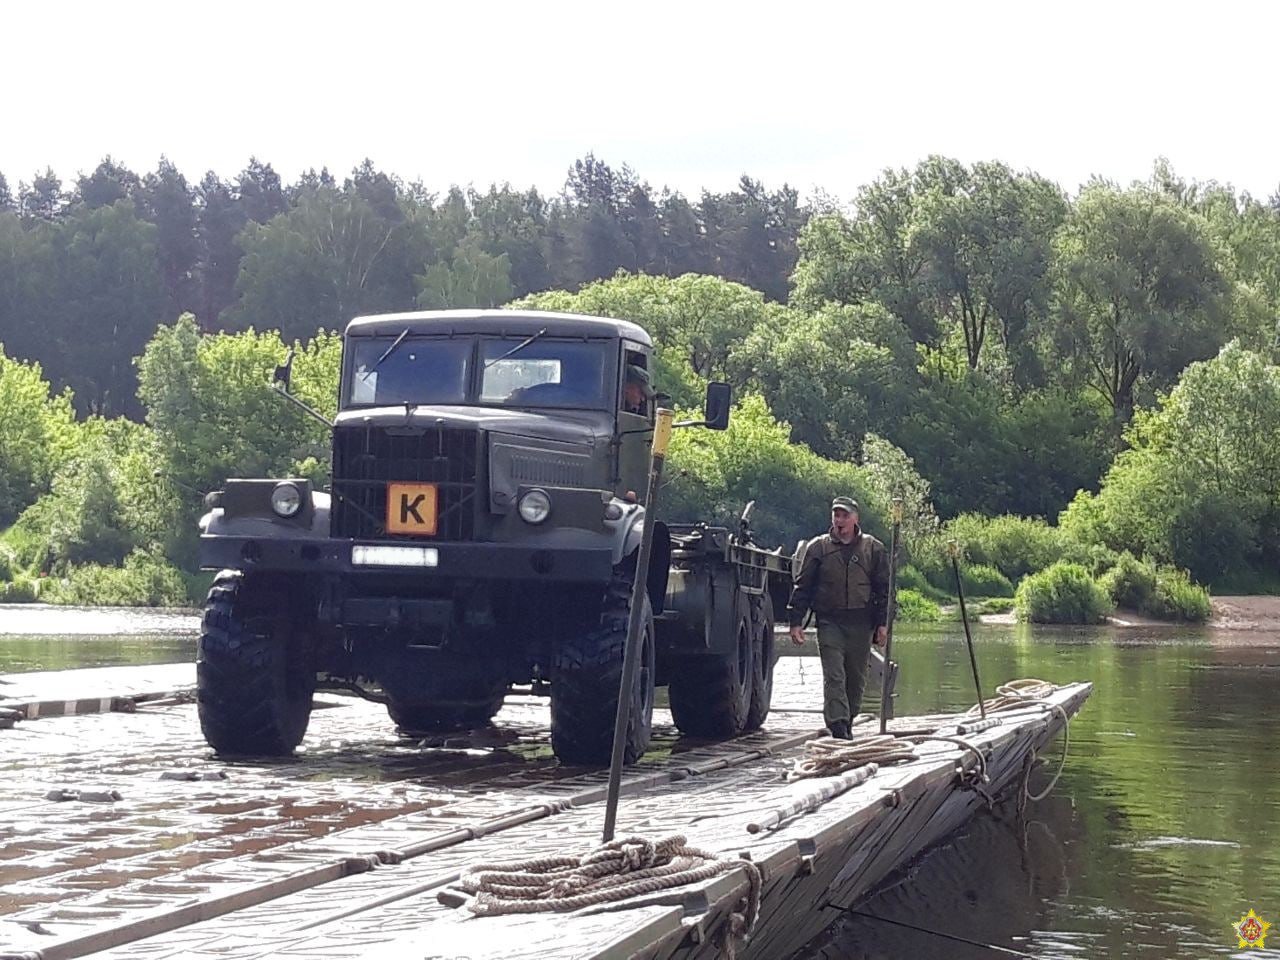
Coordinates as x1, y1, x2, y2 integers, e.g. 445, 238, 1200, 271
787, 497, 890, 739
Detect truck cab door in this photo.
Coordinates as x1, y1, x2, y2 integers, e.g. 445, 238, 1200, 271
616, 346, 653, 497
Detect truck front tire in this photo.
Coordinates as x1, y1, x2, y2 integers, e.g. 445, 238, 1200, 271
197, 571, 316, 756
550, 570, 655, 766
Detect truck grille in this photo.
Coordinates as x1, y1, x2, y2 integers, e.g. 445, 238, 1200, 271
331, 426, 480, 541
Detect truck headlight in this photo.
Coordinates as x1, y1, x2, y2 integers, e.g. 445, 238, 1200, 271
518, 489, 552, 524
270, 482, 303, 518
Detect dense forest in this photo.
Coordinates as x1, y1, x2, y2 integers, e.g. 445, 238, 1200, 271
1, 153, 1278, 616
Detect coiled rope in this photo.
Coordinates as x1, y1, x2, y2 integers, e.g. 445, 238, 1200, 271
788, 733, 918, 780
456, 834, 761, 951
969, 678, 1070, 802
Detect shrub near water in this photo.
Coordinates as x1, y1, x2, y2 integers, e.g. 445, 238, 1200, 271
1015, 561, 1112, 624
895, 588, 942, 622
48, 550, 190, 607
961, 563, 1014, 598
1099, 552, 1211, 622
0, 575, 39, 602
897, 564, 952, 602
945, 514, 1067, 582
1147, 568, 1212, 622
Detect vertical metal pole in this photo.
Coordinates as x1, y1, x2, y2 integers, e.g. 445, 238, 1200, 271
949, 540, 986, 719
878, 498, 903, 735
603, 409, 673, 843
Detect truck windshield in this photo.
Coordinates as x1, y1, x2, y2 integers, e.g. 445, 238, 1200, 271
345, 337, 471, 406
480, 339, 608, 409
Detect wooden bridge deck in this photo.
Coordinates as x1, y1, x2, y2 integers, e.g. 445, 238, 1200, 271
0, 659, 1090, 960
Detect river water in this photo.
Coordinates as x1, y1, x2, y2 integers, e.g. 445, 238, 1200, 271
2, 607, 1278, 959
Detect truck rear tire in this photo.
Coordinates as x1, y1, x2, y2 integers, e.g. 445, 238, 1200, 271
383, 653, 508, 733
197, 571, 315, 756
668, 591, 754, 739
550, 570, 655, 766
744, 596, 775, 731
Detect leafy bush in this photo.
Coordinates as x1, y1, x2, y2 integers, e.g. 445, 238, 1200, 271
896, 588, 942, 622
47, 550, 190, 607
897, 564, 951, 602
961, 563, 1014, 598
8, 418, 179, 572
1014, 562, 1112, 624
1099, 552, 1211, 622
1100, 552, 1157, 611
664, 394, 883, 549
946, 513, 1067, 582
0, 575, 39, 603
0, 347, 78, 527
0, 543, 16, 581
1146, 568, 1212, 623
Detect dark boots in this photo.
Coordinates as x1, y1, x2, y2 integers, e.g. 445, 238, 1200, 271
828, 720, 851, 740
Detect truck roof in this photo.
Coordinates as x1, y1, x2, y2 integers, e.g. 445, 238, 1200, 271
344, 309, 653, 346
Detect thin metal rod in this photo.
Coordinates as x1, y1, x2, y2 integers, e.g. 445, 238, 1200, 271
950, 543, 986, 719
603, 410, 673, 843
823, 904, 1038, 958
879, 498, 902, 734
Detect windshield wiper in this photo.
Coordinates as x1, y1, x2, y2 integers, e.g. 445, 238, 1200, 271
360, 328, 410, 382
484, 327, 547, 368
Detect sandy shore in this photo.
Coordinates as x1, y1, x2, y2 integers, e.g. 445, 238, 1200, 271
978, 595, 1280, 631
1207, 595, 1280, 631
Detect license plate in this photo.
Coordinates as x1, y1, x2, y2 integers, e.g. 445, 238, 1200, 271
386, 483, 438, 535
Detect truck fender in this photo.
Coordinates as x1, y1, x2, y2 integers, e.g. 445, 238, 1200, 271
612, 508, 670, 614
200, 490, 331, 540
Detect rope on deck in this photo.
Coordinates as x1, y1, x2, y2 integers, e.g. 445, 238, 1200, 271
969, 677, 1071, 802
455, 834, 762, 952
787, 733, 917, 780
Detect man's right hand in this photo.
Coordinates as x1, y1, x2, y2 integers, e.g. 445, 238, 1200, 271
789, 625, 806, 646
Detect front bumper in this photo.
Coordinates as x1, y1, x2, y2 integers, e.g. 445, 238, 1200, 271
199, 534, 614, 583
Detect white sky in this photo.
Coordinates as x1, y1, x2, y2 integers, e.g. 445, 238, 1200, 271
4, 0, 1278, 204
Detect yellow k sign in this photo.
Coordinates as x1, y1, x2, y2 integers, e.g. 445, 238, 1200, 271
386, 483, 438, 536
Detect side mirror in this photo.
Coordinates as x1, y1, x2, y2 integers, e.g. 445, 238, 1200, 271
704, 382, 732, 431
273, 349, 295, 391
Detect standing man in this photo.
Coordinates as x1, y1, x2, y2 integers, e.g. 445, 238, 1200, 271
788, 497, 890, 739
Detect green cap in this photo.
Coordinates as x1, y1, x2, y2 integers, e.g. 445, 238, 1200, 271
831, 496, 859, 514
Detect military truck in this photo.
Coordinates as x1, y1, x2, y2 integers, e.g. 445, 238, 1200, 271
196, 309, 796, 765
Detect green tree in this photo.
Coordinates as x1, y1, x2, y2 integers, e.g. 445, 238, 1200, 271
1061, 341, 1280, 586
228, 185, 425, 340
1053, 184, 1232, 423
0, 347, 76, 526
19, 169, 66, 221
52, 200, 167, 415
745, 303, 915, 460
912, 160, 1067, 377
195, 171, 248, 325
416, 240, 513, 309
136, 315, 336, 501
791, 166, 935, 344
74, 157, 141, 209
139, 157, 201, 317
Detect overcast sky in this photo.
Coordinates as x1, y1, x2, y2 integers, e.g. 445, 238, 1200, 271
5, 0, 1278, 204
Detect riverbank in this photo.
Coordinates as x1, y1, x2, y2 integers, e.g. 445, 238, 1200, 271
975, 595, 1280, 631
